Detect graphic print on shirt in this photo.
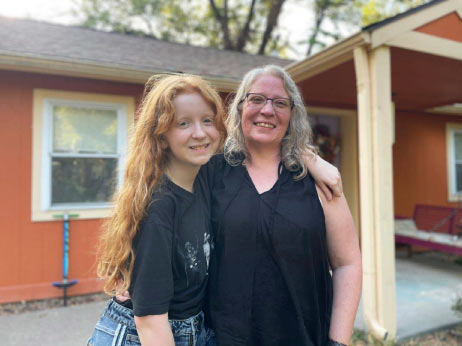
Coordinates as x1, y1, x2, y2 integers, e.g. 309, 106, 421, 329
185, 241, 199, 272
183, 230, 211, 286
203, 232, 211, 269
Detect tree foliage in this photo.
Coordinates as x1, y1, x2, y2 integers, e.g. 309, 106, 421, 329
77, 0, 289, 55
304, 0, 429, 55
305, 0, 358, 56
360, 0, 428, 26
76, 0, 431, 57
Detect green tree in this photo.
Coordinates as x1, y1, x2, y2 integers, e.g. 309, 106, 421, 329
360, 0, 428, 26
304, 0, 429, 55
76, 0, 431, 57
305, 0, 358, 56
76, 0, 290, 55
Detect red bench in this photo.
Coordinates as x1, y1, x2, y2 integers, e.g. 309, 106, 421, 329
395, 204, 462, 256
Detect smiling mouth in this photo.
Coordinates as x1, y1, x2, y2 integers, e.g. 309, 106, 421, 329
190, 144, 209, 150
254, 122, 275, 129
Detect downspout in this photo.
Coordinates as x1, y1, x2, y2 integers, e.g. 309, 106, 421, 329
361, 218, 389, 341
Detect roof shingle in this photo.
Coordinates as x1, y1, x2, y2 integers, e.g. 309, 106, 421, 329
0, 16, 292, 81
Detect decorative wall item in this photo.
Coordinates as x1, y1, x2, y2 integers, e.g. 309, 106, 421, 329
310, 115, 341, 168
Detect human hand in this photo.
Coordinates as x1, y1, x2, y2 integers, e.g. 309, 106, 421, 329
116, 290, 130, 302
305, 154, 343, 200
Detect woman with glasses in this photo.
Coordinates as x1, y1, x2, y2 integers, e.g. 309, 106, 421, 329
113, 67, 351, 345
205, 65, 362, 346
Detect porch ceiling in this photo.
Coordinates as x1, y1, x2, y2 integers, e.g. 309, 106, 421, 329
391, 47, 462, 112
297, 46, 462, 113
297, 60, 357, 110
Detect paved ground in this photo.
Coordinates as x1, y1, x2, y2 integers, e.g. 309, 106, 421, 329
1, 252, 461, 345
354, 251, 462, 340
0, 300, 107, 346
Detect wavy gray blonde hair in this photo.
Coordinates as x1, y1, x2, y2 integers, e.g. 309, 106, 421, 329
224, 65, 317, 180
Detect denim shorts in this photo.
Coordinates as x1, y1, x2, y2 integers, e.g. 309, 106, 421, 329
88, 299, 215, 346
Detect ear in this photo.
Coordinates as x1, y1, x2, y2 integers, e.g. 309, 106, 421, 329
159, 136, 169, 150
237, 100, 244, 114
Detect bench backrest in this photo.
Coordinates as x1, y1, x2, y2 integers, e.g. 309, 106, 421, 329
413, 204, 462, 235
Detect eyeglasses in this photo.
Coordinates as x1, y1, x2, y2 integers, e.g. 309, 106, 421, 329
244, 93, 294, 111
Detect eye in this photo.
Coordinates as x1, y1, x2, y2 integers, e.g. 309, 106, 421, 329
274, 99, 290, 108
177, 120, 189, 127
249, 94, 266, 104
203, 117, 214, 125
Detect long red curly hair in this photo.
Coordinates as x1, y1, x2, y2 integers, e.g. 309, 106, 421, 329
96, 74, 226, 295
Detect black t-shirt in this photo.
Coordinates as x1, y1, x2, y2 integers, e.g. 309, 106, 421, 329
127, 173, 212, 319
206, 154, 333, 346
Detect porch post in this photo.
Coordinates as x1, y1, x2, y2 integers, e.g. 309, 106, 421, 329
354, 45, 397, 340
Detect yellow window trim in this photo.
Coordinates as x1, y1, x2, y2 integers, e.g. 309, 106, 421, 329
306, 106, 360, 231
31, 89, 135, 222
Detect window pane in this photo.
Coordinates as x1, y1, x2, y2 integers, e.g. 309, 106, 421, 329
455, 133, 462, 161
51, 157, 117, 204
457, 164, 462, 193
53, 105, 118, 154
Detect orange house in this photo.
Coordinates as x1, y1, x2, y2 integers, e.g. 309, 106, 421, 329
0, 0, 461, 339
283, 0, 462, 339
0, 16, 289, 304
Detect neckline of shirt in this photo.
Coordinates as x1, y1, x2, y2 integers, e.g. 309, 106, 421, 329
163, 175, 198, 199
242, 161, 291, 196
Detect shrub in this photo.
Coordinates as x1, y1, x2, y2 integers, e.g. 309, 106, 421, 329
452, 296, 462, 319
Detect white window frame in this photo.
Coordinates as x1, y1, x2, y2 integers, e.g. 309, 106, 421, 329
446, 123, 462, 202
32, 89, 135, 221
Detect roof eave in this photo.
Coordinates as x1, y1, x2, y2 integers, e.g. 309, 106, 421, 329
368, 0, 459, 49
286, 32, 370, 82
0, 52, 240, 92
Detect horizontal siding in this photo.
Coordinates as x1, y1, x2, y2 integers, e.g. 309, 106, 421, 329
0, 70, 144, 302
393, 111, 462, 218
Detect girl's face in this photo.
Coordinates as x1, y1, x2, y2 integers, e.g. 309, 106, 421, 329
241, 74, 291, 150
163, 92, 220, 170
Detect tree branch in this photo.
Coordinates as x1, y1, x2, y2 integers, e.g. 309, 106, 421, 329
306, 0, 330, 56
209, 0, 233, 49
142, 15, 157, 38
258, 0, 286, 55
236, 0, 257, 51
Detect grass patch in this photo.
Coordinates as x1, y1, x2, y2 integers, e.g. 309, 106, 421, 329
351, 329, 396, 345
454, 256, 462, 266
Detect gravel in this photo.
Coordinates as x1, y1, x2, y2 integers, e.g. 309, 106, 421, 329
400, 326, 462, 346
0, 292, 108, 316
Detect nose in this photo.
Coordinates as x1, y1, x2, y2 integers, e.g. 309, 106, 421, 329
260, 99, 275, 116
191, 122, 206, 139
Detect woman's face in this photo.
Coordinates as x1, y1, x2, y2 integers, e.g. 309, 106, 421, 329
163, 92, 220, 169
241, 74, 291, 150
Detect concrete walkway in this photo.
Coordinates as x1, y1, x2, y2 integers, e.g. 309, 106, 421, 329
354, 251, 462, 340
0, 300, 107, 346
1, 252, 461, 345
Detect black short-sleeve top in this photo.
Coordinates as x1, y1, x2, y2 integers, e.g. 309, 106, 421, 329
206, 154, 333, 346
127, 174, 212, 319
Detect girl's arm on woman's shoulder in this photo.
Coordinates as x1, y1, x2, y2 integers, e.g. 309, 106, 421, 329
316, 186, 362, 345
305, 154, 343, 200
135, 313, 174, 346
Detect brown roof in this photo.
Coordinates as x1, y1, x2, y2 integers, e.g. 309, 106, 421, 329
0, 16, 292, 82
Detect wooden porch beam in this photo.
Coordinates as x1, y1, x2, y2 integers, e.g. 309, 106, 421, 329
370, 0, 459, 48
388, 31, 462, 60
354, 45, 397, 340
286, 32, 370, 82
369, 47, 396, 338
